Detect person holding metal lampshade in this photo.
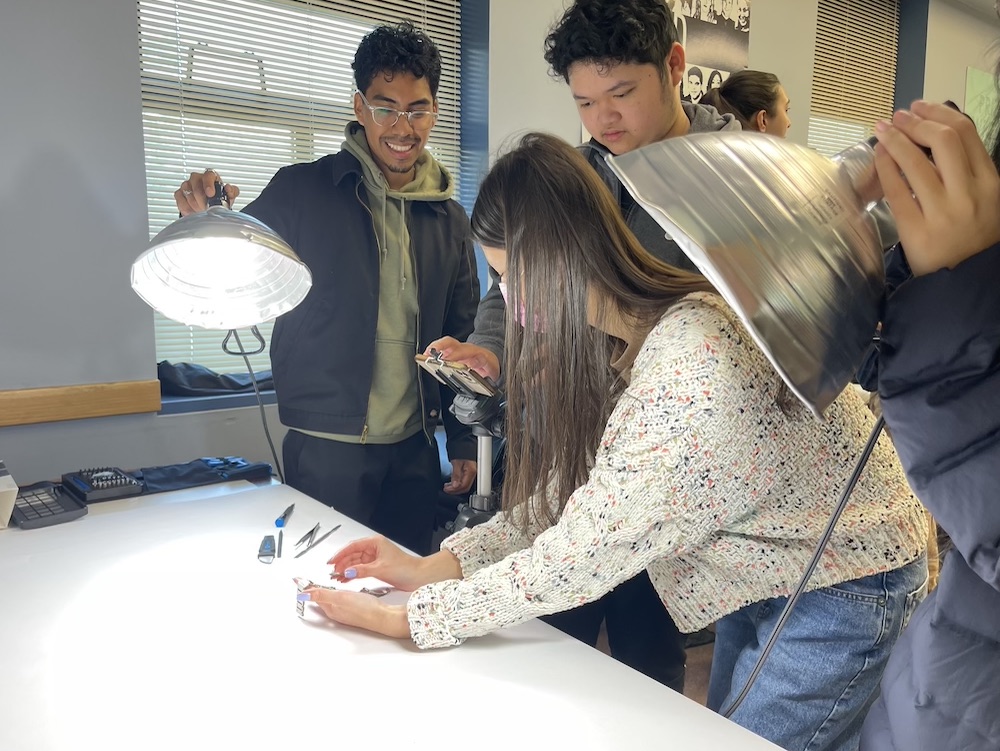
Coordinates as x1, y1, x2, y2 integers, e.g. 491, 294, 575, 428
174, 22, 480, 556
857, 96, 1000, 750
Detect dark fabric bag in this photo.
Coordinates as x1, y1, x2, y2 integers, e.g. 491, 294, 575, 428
136, 457, 273, 494
158, 361, 273, 396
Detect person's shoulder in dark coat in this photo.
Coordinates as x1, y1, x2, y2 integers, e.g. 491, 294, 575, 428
860, 241, 1000, 751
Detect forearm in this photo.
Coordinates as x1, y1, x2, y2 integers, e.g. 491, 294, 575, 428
415, 549, 464, 586
467, 278, 506, 365
407, 487, 679, 649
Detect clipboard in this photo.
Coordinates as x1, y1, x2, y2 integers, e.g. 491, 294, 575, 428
415, 350, 498, 398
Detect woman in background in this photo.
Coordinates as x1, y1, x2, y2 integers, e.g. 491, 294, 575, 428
701, 69, 791, 137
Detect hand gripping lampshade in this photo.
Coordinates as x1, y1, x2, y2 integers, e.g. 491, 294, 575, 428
131, 190, 312, 330
607, 132, 892, 418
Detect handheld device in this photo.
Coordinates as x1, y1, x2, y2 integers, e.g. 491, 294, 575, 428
415, 350, 498, 398
258, 534, 276, 564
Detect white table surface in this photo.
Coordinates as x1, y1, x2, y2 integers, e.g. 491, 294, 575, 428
0, 482, 779, 751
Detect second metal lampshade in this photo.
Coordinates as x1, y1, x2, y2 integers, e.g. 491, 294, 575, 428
607, 132, 890, 418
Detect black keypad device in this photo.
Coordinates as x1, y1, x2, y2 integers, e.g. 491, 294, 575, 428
62, 467, 143, 503
12, 482, 88, 530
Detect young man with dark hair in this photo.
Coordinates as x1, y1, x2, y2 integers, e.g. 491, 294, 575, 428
428, 0, 740, 692
175, 22, 480, 556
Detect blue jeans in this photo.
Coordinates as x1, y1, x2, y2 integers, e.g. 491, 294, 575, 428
707, 555, 928, 751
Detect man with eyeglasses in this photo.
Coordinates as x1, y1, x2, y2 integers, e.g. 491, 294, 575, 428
174, 22, 480, 556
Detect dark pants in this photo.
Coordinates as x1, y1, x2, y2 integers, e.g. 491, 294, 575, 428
282, 429, 441, 555
541, 570, 687, 692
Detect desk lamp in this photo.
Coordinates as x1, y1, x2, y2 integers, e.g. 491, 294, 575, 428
131, 184, 311, 331
607, 132, 895, 717
131, 182, 312, 481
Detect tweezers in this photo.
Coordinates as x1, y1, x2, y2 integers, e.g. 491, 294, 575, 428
293, 524, 342, 559
295, 522, 320, 549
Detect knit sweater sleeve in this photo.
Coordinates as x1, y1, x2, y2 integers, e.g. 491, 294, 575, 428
406, 296, 763, 648
439, 505, 536, 578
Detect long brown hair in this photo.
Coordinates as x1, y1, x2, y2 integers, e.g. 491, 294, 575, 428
470, 132, 714, 532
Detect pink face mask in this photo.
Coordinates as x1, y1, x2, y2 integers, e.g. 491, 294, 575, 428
498, 281, 544, 331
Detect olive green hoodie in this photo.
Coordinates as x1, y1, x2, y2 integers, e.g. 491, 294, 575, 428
298, 122, 455, 445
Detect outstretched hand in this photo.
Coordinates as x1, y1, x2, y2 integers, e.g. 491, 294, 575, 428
327, 535, 464, 591
300, 587, 410, 639
874, 100, 1000, 276
328, 535, 423, 588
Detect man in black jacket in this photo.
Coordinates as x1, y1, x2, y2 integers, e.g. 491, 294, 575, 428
175, 23, 480, 555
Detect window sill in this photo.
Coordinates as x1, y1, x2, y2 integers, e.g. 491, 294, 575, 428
159, 390, 277, 415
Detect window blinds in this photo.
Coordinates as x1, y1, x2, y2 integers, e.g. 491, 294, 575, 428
808, 0, 899, 156
138, 0, 462, 374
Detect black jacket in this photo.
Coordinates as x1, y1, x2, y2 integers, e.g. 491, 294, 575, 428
243, 150, 480, 460
860, 242, 1000, 750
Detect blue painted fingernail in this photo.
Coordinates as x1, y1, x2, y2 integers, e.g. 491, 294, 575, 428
345, 568, 357, 579
296, 593, 311, 602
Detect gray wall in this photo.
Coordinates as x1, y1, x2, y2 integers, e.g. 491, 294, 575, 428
0, 1, 153, 390
923, 0, 999, 108
748, 0, 819, 148
488, 0, 581, 155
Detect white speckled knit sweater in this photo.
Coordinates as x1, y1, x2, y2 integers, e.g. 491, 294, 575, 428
407, 293, 927, 649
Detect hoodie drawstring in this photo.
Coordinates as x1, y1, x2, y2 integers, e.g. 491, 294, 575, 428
400, 197, 407, 292
380, 195, 388, 263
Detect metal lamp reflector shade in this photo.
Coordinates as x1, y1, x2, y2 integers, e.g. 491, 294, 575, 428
131, 206, 312, 330
607, 132, 889, 418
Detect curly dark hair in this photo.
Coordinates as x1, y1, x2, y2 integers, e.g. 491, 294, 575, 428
352, 21, 442, 97
543, 0, 679, 82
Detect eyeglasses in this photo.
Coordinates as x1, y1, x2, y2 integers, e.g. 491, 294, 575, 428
356, 90, 437, 131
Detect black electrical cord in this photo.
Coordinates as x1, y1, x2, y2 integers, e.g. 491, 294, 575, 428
722, 415, 886, 719
204, 181, 283, 485
222, 326, 284, 484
